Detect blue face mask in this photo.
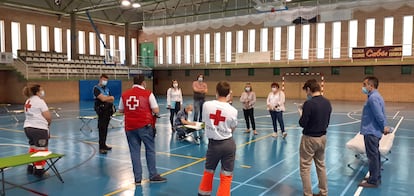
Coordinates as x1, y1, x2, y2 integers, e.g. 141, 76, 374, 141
362, 87, 369, 94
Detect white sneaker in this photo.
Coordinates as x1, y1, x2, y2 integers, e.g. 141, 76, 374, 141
272, 132, 278, 138
282, 132, 287, 139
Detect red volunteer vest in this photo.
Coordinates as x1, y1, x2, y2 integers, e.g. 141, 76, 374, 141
122, 87, 153, 131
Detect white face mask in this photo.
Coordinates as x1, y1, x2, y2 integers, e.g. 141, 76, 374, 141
173, 83, 178, 88
245, 87, 251, 92
39, 90, 45, 97
101, 80, 108, 86
198, 77, 203, 82
272, 87, 277, 92
187, 111, 192, 116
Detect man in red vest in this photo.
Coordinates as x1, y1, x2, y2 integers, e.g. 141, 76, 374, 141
118, 74, 167, 185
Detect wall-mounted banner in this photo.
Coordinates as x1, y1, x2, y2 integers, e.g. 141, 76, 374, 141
352, 46, 402, 59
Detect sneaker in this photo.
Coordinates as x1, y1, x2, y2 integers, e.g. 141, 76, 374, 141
358, 181, 378, 188
253, 130, 258, 135
272, 132, 278, 138
150, 175, 167, 183
244, 129, 250, 133
135, 180, 141, 186
27, 165, 34, 174
104, 146, 112, 151
33, 168, 44, 177
282, 132, 287, 139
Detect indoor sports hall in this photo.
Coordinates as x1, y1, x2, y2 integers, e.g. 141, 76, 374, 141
1, 0, 414, 196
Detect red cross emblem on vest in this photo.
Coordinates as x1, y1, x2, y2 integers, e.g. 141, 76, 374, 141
209, 110, 226, 125
25, 100, 32, 112
126, 96, 139, 110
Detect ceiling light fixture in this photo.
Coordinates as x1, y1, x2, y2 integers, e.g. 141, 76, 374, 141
132, 3, 141, 8
121, 0, 141, 8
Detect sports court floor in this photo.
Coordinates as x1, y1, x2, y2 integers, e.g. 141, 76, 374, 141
0, 96, 413, 196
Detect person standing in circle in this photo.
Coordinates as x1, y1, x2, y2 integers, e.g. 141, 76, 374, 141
240, 82, 257, 135
23, 84, 52, 177
267, 82, 287, 138
166, 80, 183, 131
93, 74, 115, 154
192, 74, 208, 122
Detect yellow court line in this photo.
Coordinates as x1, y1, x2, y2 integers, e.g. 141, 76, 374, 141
0, 127, 24, 133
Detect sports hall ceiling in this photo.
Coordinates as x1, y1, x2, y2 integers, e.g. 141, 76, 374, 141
0, 0, 345, 29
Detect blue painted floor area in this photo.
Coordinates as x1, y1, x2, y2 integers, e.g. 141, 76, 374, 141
0, 97, 413, 196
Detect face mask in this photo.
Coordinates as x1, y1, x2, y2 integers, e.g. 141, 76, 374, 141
245, 87, 251, 92
272, 87, 277, 92
307, 95, 312, 100
101, 80, 108, 86
187, 111, 192, 116
39, 90, 45, 97
173, 83, 178, 88
362, 87, 369, 94
198, 77, 203, 82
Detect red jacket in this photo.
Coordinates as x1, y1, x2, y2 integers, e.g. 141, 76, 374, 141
121, 87, 154, 131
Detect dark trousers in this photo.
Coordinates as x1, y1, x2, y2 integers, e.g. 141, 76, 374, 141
364, 134, 381, 184
243, 108, 256, 130
97, 112, 111, 149
169, 107, 179, 127
269, 110, 285, 133
193, 98, 205, 122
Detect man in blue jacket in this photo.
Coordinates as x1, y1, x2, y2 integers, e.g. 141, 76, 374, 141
359, 76, 391, 187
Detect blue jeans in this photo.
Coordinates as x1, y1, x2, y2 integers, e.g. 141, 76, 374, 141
126, 126, 158, 182
269, 110, 285, 133
364, 134, 381, 185
193, 98, 205, 122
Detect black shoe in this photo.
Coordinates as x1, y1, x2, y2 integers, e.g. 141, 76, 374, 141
104, 146, 112, 151
99, 149, 108, 154
135, 180, 141, 186
150, 175, 167, 183
27, 165, 34, 174
33, 168, 44, 177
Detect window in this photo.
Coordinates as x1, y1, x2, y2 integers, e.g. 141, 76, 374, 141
366, 18, 375, 47
194, 34, 200, 63
348, 20, 358, 57
27, 24, 36, 51
260, 28, 268, 52
273, 27, 281, 60
118, 36, 125, 64
109, 35, 116, 56
166, 36, 172, 64
204, 33, 210, 63
401, 65, 412, 75
89, 32, 96, 55
157, 37, 164, 64
0, 20, 4, 52
184, 35, 190, 64
11, 22, 20, 57
384, 17, 394, 46
214, 32, 221, 63
248, 68, 255, 76
236, 30, 243, 53
317, 23, 325, 59
302, 24, 310, 59
225, 31, 232, 62
331, 67, 340, 75
248, 29, 255, 53
41, 26, 49, 52
54, 28, 62, 53
364, 66, 374, 75
273, 68, 280, 75
131, 38, 137, 65
225, 69, 231, 76
66, 29, 71, 60
99, 34, 106, 56
287, 25, 295, 60
403, 16, 413, 56
78, 31, 85, 54
332, 22, 341, 58
175, 36, 181, 64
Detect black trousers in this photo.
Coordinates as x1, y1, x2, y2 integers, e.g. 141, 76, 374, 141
97, 112, 111, 149
243, 108, 256, 130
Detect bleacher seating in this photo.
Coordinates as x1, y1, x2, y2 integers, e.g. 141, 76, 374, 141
17, 50, 130, 79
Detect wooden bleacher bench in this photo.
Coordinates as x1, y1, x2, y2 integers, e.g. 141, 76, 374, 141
0, 152, 64, 196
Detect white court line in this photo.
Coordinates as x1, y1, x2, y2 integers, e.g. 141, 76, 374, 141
353, 116, 404, 196
392, 111, 400, 120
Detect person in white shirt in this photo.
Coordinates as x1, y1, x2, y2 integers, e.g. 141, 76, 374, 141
23, 84, 52, 177
166, 80, 183, 130
198, 81, 238, 196
240, 82, 257, 135
266, 82, 287, 138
